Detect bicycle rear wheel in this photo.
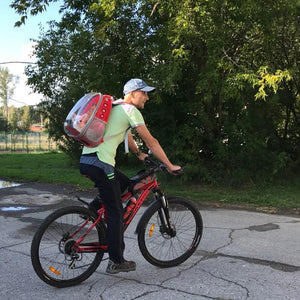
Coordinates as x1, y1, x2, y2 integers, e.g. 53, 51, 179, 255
31, 206, 106, 287
137, 196, 203, 268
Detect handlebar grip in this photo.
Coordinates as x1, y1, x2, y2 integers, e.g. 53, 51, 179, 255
143, 157, 154, 165
144, 156, 183, 175
170, 167, 184, 176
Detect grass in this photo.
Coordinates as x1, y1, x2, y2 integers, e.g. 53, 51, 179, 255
0, 152, 299, 214
0, 152, 91, 187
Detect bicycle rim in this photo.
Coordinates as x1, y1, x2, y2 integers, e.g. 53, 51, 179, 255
138, 197, 202, 267
31, 206, 105, 287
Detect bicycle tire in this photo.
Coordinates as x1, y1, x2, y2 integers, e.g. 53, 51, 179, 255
31, 206, 106, 287
137, 196, 203, 268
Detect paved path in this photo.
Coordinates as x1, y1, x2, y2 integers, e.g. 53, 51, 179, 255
0, 183, 299, 300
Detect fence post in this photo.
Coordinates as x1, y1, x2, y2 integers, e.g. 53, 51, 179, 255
10, 133, 13, 152
22, 132, 24, 151
39, 132, 41, 151
5, 133, 8, 151
26, 132, 29, 153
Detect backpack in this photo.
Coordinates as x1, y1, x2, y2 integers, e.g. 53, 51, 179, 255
64, 92, 114, 147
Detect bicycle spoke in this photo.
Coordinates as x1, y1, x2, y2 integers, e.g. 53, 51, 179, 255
138, 197, 202, 267
31, 206, 105, 287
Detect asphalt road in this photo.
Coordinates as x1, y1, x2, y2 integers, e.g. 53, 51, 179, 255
0, 182, 299, 300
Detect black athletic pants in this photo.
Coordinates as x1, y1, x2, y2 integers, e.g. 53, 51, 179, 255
79, 162, 130, 263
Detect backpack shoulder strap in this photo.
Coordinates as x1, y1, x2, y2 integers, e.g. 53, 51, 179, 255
104, 98, 131, 153
112, 99, 125, 105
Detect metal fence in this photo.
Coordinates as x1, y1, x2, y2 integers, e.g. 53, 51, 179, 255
0, 131, 59, 152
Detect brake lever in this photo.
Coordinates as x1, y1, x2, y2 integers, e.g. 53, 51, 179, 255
160, 164, 168, 173
144, 157, 160, 169
144, 157, 154, 166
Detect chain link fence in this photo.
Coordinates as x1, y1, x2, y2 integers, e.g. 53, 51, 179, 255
0, 132, 59, 152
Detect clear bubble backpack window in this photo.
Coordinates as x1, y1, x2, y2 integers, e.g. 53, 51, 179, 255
64, 93, 114, 147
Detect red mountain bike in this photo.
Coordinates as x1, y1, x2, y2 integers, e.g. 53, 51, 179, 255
31, 158, 203, 287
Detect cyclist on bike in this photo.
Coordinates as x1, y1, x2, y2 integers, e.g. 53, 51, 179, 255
79, 78, 181, 274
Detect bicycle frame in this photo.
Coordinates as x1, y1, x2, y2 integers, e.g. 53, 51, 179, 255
74, 173, 163, 253
31, 157, 204, 288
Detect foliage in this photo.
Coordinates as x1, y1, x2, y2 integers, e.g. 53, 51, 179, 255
8, 106, 18, 131
20, 106, 31, 131
0, 67, 18, 120
237, 67, 292, 101
0, 109, 8, 131
10, 0, 300, 185
1, 152, 300, 211
0, 105, 43, 132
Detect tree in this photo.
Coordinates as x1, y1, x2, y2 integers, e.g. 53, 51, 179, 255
20, 106, 31, 131
10, 0, 300, 184
8, 106, 18, 131
0, 108, 8, 131
30, 105, 44, 125
0, 67, 17, 121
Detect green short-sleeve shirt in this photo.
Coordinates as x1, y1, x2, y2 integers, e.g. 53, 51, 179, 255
82, 102, 144, 166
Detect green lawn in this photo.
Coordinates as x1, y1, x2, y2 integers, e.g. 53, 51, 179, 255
0, 152, 299, 214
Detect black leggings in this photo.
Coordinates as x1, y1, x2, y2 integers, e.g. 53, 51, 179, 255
79, 163, 130, 263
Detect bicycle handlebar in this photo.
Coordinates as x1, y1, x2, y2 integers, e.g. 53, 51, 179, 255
143, 157, 184, 176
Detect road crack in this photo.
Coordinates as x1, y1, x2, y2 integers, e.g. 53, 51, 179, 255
97, 271, 216, 299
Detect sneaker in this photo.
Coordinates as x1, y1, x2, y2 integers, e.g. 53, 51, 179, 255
106, 259, 136, 274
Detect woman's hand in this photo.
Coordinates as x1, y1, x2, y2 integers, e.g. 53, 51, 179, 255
167, 164, 182, 175
137, 152, 149, 161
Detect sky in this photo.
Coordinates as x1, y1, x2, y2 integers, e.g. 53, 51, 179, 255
0, 1, 63, 107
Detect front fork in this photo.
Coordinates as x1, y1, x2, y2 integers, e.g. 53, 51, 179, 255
156, 191, 176, 237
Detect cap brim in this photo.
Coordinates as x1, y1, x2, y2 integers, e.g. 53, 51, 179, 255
140, 86, 156, 92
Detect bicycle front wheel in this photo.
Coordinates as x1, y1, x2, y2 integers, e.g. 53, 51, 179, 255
31, 206, 106, 287
138, 196, 203, 268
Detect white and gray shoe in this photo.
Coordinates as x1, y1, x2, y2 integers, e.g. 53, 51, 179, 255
106, 259, 136, 274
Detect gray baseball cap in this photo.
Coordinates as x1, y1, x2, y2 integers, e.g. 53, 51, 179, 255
123, 78, 156, 95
